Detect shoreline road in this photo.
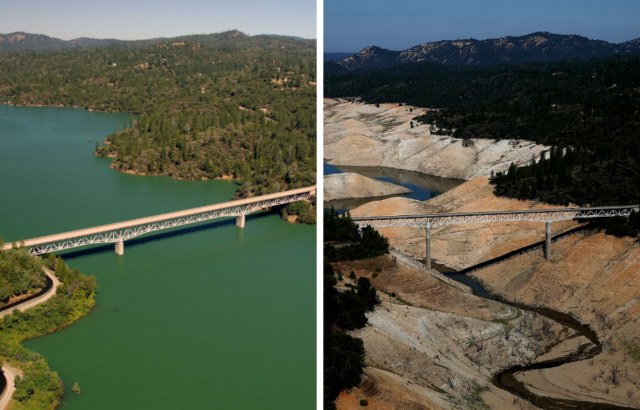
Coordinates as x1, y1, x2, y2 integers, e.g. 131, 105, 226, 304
0, 267, 60, 319
0, 267, 59, 408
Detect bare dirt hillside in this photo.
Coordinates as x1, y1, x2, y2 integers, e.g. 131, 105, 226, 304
471, 231, 640, 407
333, 254, 569, 410
324, 98, 548, 180
324, 172, 412, 202
349, 176, 579, 270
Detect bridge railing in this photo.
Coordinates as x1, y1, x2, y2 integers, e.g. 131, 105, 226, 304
350, 205, 639, 228
349, 204, 639, 266
3, 185, 316, 256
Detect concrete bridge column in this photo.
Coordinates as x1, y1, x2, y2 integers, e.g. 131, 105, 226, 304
236, 215, 245, 228
545, 222, 551, 260
115, 241, 124, 256
425, 227, 431, 270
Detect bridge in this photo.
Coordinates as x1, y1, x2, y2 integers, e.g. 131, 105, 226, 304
351, 205, 639, 268
2, 186, 316, 256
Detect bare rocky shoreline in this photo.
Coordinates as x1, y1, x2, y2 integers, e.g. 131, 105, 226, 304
324, 172, 412, 202
324, 98, 549, 180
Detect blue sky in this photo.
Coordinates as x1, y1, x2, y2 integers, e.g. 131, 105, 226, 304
1, 0, 316, 40
325, 0, 640, 52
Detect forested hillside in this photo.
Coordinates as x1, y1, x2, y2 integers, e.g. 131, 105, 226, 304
0, 31, 317, 198
327, 55, 640, 235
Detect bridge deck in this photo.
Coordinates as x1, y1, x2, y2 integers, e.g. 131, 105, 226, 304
350, 204, 639, 221
2, 185, 316, 250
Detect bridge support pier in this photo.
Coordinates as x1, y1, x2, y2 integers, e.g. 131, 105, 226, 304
425, 227, 431, 270
236, 215, 245, 228
115, 241, 124, 256
545, 222, 551, 260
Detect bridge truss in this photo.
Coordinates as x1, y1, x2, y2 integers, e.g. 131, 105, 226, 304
27, 190, 313, 256
350, 205, 639, 229
350, 205, 639, 266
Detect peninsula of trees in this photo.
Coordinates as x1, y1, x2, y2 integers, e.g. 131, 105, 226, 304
0, 243, 97, 409
0, 31, 317, 200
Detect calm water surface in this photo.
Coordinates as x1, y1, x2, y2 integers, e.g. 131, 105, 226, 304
323, 162, 464, 213
0, 105, 315, 409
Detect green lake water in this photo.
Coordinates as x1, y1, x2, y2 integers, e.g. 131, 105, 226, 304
0, 105, 316, 409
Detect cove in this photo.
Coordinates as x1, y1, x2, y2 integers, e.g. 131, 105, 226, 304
0, 105, 315, 409
323, 162, 464, 213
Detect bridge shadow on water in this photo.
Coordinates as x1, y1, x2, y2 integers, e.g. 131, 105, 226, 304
58, 210, 276, 260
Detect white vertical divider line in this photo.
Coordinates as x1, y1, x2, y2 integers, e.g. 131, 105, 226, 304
316, 0, 324, 407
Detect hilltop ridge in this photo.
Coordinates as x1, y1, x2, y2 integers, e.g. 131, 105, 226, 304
337, 31, 640, 70
0, 30, 316, 51
0, 32, 121, 50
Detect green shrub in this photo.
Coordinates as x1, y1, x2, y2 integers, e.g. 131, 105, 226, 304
359, 399, 369, 406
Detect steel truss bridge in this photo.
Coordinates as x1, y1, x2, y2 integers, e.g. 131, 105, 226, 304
2, 186, 316, 256
351, 205, 639, 268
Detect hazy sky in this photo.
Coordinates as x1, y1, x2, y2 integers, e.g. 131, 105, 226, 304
325, 0, 640, 52
1, 0, 316, 40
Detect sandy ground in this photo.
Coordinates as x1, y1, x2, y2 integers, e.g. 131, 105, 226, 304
324, 98, 549, 180
324, 172, 412, 202
349, 177, 579, 271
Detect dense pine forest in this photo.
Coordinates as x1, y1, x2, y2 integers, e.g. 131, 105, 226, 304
0, 31, 317, 199
327, 55, 640, 236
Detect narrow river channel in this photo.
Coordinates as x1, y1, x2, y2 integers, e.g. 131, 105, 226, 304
0, 105, 315, 409
441, 262, 637, 410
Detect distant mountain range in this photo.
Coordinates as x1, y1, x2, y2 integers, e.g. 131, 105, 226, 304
0, 30, 316, 51
336, 32, 640, 71
0, 32, 122, 50
324, 52, 355, 62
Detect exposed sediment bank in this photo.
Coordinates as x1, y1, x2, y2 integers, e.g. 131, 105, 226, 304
349, 176, 579, 271
324, 98, 549, 180
324, 172, 412, 202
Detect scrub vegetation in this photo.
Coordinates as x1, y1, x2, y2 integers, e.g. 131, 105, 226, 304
0, 247, 97, 409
